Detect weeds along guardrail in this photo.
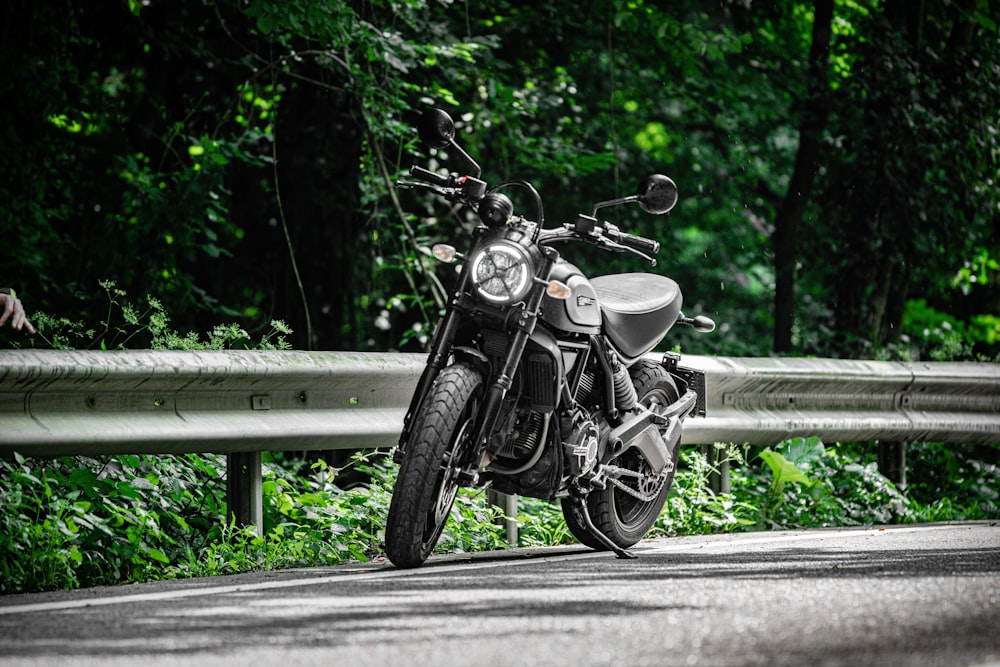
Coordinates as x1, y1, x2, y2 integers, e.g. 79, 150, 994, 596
1, 349, 998, 530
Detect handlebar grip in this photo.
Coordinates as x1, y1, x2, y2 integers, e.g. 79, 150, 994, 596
618, 233, 660, 254
408, 165, 453, 187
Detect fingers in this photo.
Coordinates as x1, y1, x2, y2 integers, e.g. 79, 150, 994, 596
0, 295, 11, 328
16, 307, 36, 334
0, 294, 35, 333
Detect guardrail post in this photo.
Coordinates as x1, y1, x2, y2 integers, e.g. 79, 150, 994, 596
227, 452, 263, 533
700, 444, 731, 495
877, 441, 907, 489
488, 489, 518, 546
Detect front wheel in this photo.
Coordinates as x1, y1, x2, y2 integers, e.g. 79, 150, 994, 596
562, 360, 680, 550
385, 362, 483, 568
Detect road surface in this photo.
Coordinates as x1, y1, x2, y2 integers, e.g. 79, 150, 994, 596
1, 522, 998, 666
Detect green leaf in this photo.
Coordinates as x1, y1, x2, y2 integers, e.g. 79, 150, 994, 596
147, 547, 170, 564
760, 448, 814, 487
779, 437, 825, 472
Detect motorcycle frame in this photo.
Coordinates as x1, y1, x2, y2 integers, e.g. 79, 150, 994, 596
393, 221, 702, 489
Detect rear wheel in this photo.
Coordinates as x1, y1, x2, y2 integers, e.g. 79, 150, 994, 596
385, 362, 483, 568
562, 360, 680, 549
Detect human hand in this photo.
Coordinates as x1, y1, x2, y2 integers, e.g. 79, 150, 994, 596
0, 290, 36, 334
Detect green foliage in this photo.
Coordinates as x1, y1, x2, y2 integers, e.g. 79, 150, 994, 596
1, 453, 85, 593
0, 450, 505, 592
655, 438, 998, 538
654, 446, 759, 535
3, 281, 293, 352
439, 491, 508, 555
904, 442, 1000, 521
813, 2, 1000, 356
898, 298, 1000, 361
0, 452, 225, 594
183, 452, 399, 574
734, 437, 916, 528
517, 497, 575, 547
2, 0, 996, 356
4, 438, 998, 595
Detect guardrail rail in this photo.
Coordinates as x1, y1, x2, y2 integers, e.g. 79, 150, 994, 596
2, 350, 997, 530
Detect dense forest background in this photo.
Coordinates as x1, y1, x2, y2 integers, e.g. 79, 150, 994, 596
1, 0, 997, 360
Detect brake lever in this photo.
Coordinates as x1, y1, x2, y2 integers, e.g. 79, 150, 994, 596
596, 234, 657, 266
395, 180, 456, 198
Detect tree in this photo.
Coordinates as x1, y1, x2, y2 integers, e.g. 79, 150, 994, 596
1, 0, 994, 360
772, 0, 833, 353
814, 0, 1000, 356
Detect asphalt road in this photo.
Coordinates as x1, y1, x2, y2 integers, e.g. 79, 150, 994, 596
1, 522, 998, 667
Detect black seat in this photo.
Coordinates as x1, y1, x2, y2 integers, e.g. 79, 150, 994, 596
590, 273, 683, 360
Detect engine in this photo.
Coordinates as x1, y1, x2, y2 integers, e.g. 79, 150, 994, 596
563, 410, 600, 476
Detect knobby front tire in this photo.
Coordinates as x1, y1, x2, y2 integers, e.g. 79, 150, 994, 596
384, 362, 484, 568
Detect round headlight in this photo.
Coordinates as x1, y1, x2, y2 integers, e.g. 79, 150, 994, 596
470, 242, 533, 304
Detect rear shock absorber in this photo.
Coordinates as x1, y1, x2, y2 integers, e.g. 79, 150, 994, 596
611, 355, 638, 411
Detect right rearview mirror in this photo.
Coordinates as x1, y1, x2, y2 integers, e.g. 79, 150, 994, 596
417, 108, 456, 149
636, 174, 678, 215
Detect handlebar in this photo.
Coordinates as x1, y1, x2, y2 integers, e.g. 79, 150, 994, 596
400, 163, 660, 264
602, 223, 660, 255
408, 165, 455, 188
398, 166, 488, 203
538, 220, 660, 265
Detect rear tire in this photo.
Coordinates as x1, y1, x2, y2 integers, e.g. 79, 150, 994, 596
385, 362, 483, 568
562, 360, 680, 549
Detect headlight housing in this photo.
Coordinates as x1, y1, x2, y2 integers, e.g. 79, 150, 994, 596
470, 241, 533, 304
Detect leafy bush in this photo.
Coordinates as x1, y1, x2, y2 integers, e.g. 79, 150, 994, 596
733, 438, 915, 528
4, 439, 998, 595
0, 450, 508, 592
654, 445, 758, 536
904, 442, 1000, 521
1, 453, 86, 592
517, 497, 575, 548
1, 452, 224, 594
8, 280, 293, 352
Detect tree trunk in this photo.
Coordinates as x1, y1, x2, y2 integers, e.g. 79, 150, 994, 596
772, 0, 834, 353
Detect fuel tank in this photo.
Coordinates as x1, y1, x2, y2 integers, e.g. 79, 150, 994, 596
539, 260, 602, 334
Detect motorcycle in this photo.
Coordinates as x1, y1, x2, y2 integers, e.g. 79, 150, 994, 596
385, 108, 715, 568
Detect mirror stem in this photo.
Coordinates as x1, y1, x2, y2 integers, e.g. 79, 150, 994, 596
591, 195, 638, 217
449, 140, 482, 178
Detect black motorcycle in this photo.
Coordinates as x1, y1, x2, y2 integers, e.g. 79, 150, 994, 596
385, 108, 715, 568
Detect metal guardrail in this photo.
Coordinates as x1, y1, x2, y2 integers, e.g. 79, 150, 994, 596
1, 349, 998, 528
0, 350, 423, 457
681, 355, 1000, 446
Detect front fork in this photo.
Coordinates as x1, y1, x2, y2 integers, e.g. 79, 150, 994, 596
456, 324, 532, 484
395, 252, 555, 471
394, 303, 465, 463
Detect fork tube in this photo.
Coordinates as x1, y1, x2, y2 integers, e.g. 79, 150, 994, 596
397, 264, 473, 448
469, 273, 551, 459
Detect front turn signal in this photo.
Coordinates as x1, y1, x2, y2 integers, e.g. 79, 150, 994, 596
431, 244, 459, 263
546, 280, 571, 300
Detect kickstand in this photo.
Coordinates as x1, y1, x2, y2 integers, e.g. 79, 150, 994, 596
570, 496, 637, 560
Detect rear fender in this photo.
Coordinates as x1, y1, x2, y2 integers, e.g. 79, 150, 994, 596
661, 351, 707, 417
